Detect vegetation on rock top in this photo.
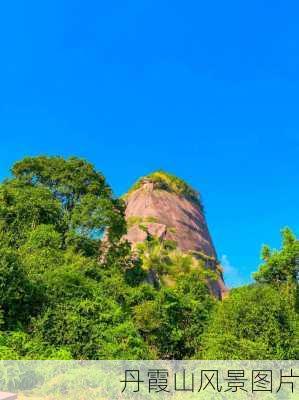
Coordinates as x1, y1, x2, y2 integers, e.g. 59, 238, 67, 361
123, 170, 202, 207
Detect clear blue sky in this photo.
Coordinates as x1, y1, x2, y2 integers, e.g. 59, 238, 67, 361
0, 1, 298, 287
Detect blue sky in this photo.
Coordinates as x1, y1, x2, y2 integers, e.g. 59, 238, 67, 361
0, 1, 298, 287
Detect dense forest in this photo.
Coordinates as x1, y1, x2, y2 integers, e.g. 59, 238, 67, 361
0, 156, 298, 360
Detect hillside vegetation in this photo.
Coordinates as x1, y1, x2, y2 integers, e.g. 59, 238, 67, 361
0, 156, 298, 360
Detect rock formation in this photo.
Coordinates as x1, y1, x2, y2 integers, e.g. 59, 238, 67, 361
123, 171, 227, 299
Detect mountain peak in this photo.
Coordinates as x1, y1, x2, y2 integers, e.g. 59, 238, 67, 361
124, 170, 202, 208
124, 171, 227, 298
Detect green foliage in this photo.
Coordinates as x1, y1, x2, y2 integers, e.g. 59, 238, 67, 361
127, 215, 158, 228
32, 274, 151, 359
133, 271, 215, 359
124, 170, 202, 207
12, 156, 110, 210
0, 156, 140, 359
11, 156, 127, 246
96, 321, 152, 359
200, 284, 298, 359
253, 227, 299, 285
136, 236, 174, 276
0, 331, 72, 360
0, 247, 43, 329
200, 229, 299, 360
136, 235, 219, 288
19, 225, 64, 278
0, 156, 297, 361
0, 182, 63, 246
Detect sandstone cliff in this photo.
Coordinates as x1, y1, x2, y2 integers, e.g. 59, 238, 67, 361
124, 171, 227, 298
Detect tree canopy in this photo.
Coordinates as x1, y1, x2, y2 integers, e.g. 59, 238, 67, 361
200, 228, 299, 360
0, 156, 297, 360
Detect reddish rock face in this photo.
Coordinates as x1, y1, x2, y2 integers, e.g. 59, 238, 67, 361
0, 393, 17, 400
125, 181, 227, 298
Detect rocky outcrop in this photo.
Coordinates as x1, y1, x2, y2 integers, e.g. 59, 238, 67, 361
124, 172, 227, 299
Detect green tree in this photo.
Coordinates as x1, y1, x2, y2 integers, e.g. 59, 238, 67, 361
200, 284, 298, 359
1, 155, 297, 362
200, 228, 299, 360
0, 182, 63, 246
0, 331, 72, 360
0, 247, 43, 329
0, 156, 138, 360
254, 227, 299, 285
19, 224, 64, 278
11, 156, 127, 249
134, 271, 215, 359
